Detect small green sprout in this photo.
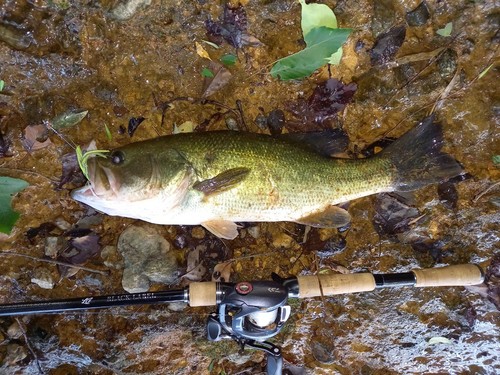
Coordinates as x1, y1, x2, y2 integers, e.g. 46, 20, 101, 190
0, 80, 4, 91
493, 155, 500, 166
104, 124, 113, 141
436, 22, 452, 37
76, 146, 110, 180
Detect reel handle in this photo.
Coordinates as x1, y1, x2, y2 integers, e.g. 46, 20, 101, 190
296, 264, 484, 298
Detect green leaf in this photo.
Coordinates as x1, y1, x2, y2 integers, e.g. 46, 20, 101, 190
201, 67, 215, 78
0, 80, 4, 91
0, 177, 29, 234
436, 22, 452, 37
479, 63, 494, 80
492, 155, 500, 166
270, 27, 351, 80
220, 54, 237, 66
299, 0, 337, 37
201, 40, 219, 49
326, 46, 343, 65
50, 109, 88, 130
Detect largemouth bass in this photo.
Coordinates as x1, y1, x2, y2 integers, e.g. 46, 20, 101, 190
71, 117, 462, 239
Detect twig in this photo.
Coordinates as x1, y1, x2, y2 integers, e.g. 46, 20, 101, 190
0, 251, 110, 276
473, 181, 500, 204
15, 318, 44, 374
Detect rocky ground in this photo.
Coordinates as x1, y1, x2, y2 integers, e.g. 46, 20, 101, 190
0, 1, 498, 374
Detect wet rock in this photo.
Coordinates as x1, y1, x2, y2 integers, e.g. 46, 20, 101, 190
117, 226, 178, 293
31, 267, 55, 289
267, 109, 285, 135
111, 0, 152, 21
437, 182, 459, 209
437, 48, 458, 78
316, 236, 346, 258
311, 340, 335, 364
45, 236, 64, 258
370, 25, 406, 66
406, 1, 430, 26
254, 113, 267, 130
225, 117, 239, 131
54, 217, 71, 231
167, 302, 188, 312
373, 194, 420, 237
101, 245, 123, 270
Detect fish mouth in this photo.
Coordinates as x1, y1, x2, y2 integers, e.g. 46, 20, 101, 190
71, 158, 121, 201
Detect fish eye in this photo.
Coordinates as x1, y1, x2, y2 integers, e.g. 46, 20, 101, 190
110, 150, 125, 165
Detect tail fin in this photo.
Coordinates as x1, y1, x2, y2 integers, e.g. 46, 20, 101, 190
380, 116, 463, 192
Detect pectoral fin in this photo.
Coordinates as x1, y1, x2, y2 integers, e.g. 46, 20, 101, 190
193, 167, 250, 196
296, 206, 351, 228
202, 220, 239, 240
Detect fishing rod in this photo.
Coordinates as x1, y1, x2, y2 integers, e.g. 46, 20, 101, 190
0, 264, 484, 375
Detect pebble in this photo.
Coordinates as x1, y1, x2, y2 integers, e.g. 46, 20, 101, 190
111, 0, 152, 20
117, 226, 178, 293
54, 217, 71, 231
405, 1, 430, 26
272, 232, 295, 249
4, 344, 28, 365
31, 267, 55, 289
191, 227, 206, 239
100, 245, 123, 270
247, 226, 260, 239
7, 322, 22, 339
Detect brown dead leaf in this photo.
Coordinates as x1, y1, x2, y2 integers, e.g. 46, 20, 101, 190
212, 261, 232, 282
22, 124, 52, 152
202, 61, 232, 97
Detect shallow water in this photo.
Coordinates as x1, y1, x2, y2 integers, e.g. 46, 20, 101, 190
0, 0, 499, 374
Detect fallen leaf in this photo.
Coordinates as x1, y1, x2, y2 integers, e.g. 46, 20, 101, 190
212, 261, 232, 282
184, 247, 206, 281
0, 177, 29, 234
286, 78, 357, 129
128, 116, 145, 137
299, 0, 337, 35
50, 109, 88, 130
22, 124, 52, 152
63, 232, 101, 265
173, 121, 195, 134
202, 61, 232, 97
220, 53, 237, 66
271, 27, 351, 80
195, 41, 211, 60
58, 151, 85, 189
205, 4, 260, 48
436, 22, 453, 37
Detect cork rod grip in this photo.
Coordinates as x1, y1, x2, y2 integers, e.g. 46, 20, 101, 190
188, 282, 217, 307
297, 273, 376, 298
412, 264, 484, 287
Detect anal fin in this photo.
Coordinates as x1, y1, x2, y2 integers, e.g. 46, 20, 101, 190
295, 206, 351, 228
202, 220, 239, 240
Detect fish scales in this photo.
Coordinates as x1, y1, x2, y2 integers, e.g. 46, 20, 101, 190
153, 131, 392, 220
71, 118, 463, 239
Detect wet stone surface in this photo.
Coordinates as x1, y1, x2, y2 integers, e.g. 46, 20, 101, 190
0, 0, 499, 374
